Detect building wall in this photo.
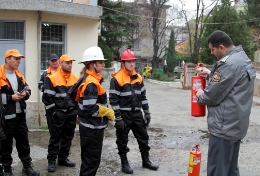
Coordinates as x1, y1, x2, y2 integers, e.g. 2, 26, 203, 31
42, 12, 99, 76
0, 10, 99, 128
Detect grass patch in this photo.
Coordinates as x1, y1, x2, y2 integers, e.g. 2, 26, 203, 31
41, 126, 49, 130
148, 72, 175, 82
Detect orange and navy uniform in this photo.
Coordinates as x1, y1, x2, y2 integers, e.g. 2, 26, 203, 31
76, 70, 108, 129
109, 67, 149, 118
38, 66, 60, 92
0, 64, 30, 120
42, 68, 78, 117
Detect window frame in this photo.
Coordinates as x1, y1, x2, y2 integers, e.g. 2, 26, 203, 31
0, 20, 25, 41
40, 22, 67, 71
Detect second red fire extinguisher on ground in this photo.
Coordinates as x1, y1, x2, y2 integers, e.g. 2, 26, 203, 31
191, 74, 206, 117
188, 144, 202, 176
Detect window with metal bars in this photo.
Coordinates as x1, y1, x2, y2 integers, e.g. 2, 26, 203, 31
41, 23, 66, 70
0, 21, 24, 40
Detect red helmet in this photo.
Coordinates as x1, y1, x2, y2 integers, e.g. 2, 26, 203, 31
121, 49, 136, 61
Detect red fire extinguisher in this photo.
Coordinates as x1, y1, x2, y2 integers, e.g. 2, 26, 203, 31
188, 144, 202, 176
191, 75, 206, 117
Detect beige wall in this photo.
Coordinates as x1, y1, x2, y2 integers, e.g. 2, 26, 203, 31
0, 10, 39, 101
0, 10, 99, 101
0, 10, 99, 128
42, 12, 99, 77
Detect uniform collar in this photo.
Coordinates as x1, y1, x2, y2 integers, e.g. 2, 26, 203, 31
86, 70, 103, 83
122, 67, 138, 76
58, 68, 72, 80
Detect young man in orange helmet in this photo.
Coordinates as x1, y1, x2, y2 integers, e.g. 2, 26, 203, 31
109, 49, 159, 174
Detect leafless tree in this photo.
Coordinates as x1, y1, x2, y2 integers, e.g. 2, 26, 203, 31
116, 0, 183, 69
180, 0, 219, 63
134, 0, 182, 69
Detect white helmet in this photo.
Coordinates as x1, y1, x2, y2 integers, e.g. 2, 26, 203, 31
80, 46, 107, 63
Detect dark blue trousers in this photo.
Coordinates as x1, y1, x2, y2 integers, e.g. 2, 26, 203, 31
207, 134, 240, 176
116, 110, 150, 155
47, 114, 77, 161
79, 124, 104, 176
1, 113, 32, 167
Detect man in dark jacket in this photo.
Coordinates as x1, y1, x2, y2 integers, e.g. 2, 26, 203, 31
0, 49, 39, 176
196, 30, 256, 176
42, 54, 78, 172
0, 90, 6, 176
109, 49, 159, 174
38, 54, 60, 147
0, 92, 5, 141
38, 54, 60, 93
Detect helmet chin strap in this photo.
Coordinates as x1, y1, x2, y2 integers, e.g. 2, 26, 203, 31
94, 62, 99, 73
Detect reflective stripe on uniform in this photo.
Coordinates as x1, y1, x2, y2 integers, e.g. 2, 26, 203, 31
80, 121, 107, 129
120, 107, 132, 111
1, 94, 7, 105
92, 111, 98, 117
83, 99, 97, 106
46, 103, 55, 110
78, 103, 83, 110
142, 100, 148, 105
134, 90, 141, 94
44, 89, 56, 95
110, 89, 120, 95
55, 93, 67, 97
5, 114, 16, 120
111, 105, 120, 110
121, 91, 131, 96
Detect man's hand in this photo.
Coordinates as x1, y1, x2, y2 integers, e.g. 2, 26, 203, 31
143, 110, 151, 127
195, 66, 210, 77
114, 117, 125, 131
12, 92, 26, 102
196, 88, 204, 97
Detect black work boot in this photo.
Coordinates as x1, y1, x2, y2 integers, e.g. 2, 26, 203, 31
58, 158, 76, 167
3, 166, 14, 176
22, 162, 40, 176
120, 154, 133, 174
141, 152, 159, 171
47, 160, 56, 172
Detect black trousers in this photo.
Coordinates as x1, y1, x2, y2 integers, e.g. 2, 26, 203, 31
207, 134, 241, 176
47, 114, 77, 161
46, 109, 54, 136
1, 113, 32, 167
116, 110, 150, 155
79, 124, 104, 176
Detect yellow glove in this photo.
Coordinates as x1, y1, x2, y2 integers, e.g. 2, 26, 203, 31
98, 105, 115, 121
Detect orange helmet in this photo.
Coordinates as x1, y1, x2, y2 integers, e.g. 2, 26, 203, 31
121, 49, 136, 61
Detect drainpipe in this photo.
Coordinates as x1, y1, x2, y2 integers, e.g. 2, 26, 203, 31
37, 11, 42, 128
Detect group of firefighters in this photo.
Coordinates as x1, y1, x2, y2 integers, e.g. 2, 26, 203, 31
0, 30, 257, 176
0, 46, 158, 176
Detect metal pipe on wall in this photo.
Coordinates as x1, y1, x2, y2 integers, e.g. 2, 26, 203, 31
37, 11, 42, 127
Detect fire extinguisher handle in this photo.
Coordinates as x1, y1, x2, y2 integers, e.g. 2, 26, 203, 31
195, 144, 200, 150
